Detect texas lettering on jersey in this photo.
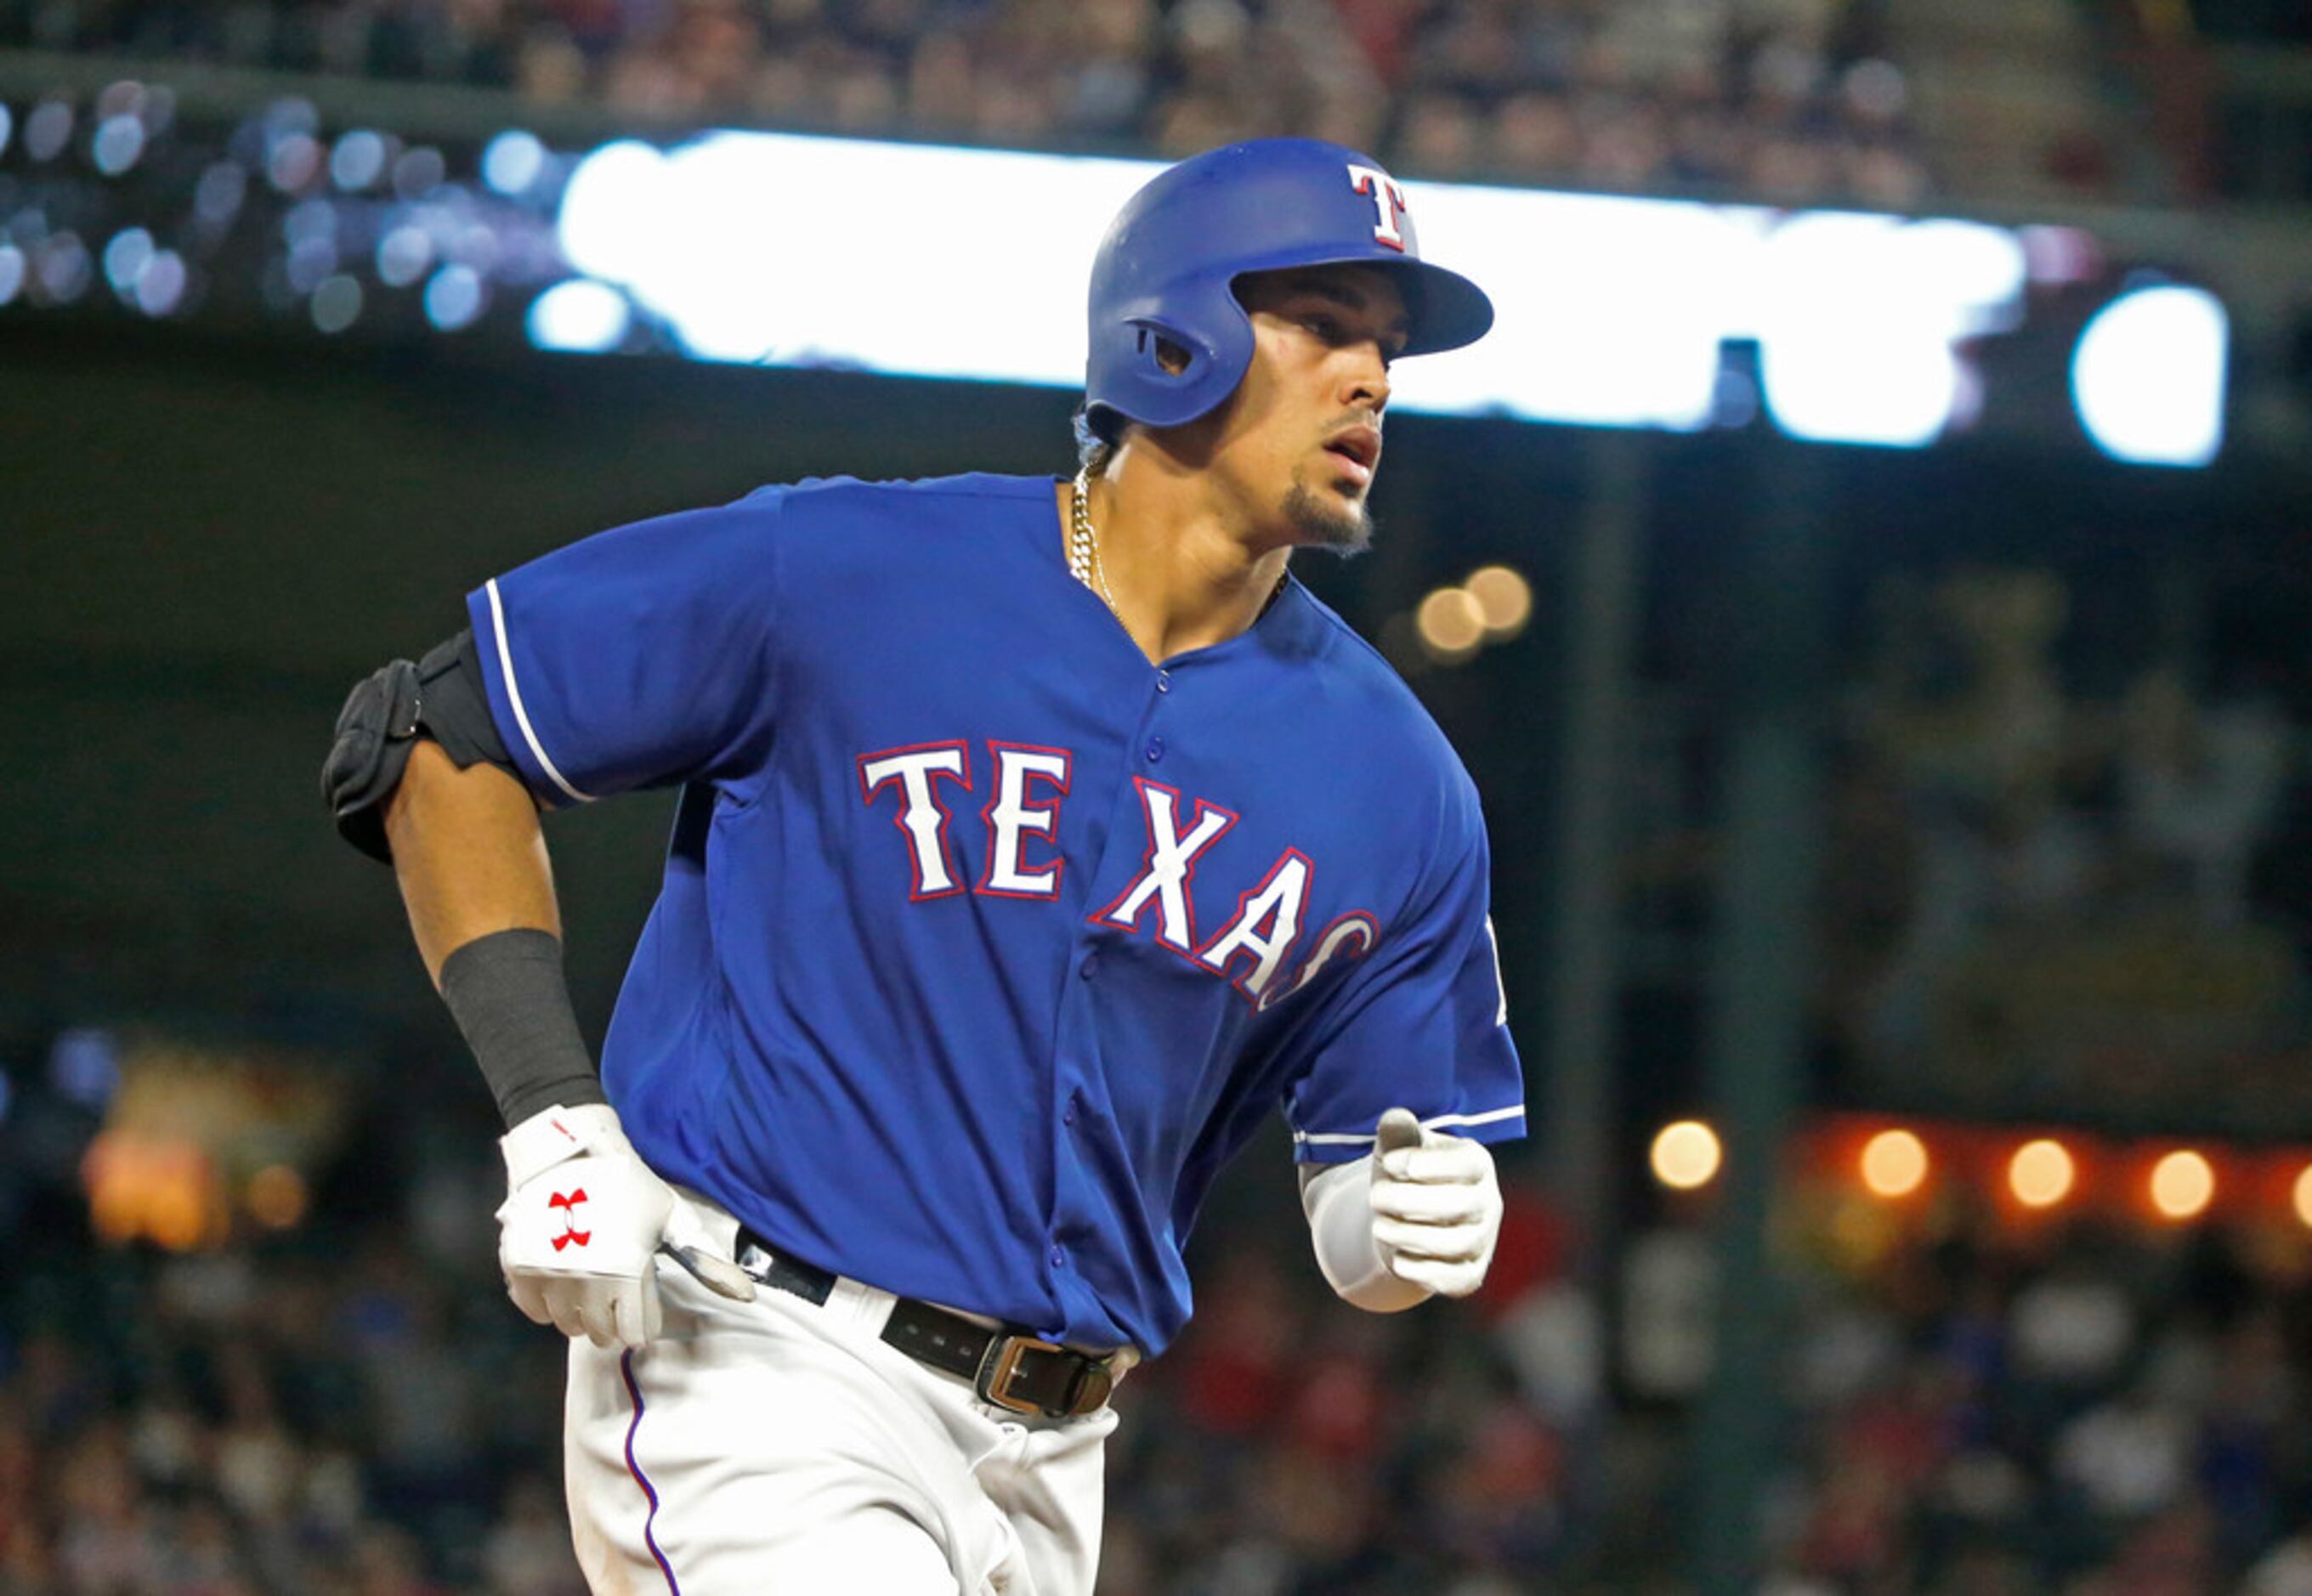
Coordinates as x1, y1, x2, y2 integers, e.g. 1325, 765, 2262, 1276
467, 474, 1526, 1352
858, 740, 1378, 1011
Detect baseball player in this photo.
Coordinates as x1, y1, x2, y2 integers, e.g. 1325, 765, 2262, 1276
323, 138, 1523, 1593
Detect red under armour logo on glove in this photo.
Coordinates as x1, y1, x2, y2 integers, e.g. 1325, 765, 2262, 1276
548, 1187, 592, 1251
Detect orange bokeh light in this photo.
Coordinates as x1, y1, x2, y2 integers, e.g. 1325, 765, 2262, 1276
2149, 1151, 2215, 1220
2009, 1139, 2075, 1208
1652, 1120, 1721, 1191
1860, 1129, 1929, 1198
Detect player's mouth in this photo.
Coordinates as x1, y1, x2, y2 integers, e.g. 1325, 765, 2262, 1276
1322, 424, 1382, 490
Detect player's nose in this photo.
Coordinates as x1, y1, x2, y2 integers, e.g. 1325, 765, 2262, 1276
1340, 349, 1391, 417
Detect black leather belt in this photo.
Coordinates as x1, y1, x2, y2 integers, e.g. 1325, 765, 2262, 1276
734, 1229, 1119, 1420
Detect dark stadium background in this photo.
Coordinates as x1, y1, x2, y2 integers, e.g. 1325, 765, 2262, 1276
4, 4, 2312, 1592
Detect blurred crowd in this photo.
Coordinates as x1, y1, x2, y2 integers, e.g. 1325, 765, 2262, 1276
11, 1, 2312, 203
0, 1049, 1591, 1595
1099, 1190, 1598, 1593
1818, 566, 2312, 1126
1, 0, 1935, 204
0, 1072, 581, 1596
10, 1054, 2312, 1593
0, 1250, 577, 1594
1760, 1208, 2312, 1594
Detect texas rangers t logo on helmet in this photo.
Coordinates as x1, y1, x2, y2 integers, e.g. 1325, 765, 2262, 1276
1346, 164, 1409, 252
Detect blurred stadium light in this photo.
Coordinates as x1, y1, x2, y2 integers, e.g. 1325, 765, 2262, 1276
65, 1033, 351, 1250
2071, 284, 2230, 465
547, 132, 2190, 455
1464, 565, 1533, 638
527, 276, 629, 352
1414, 586, 1487, 662
0, 64, 2252, 461
1651, 1119, 1723, 1190
2008, 1137, 2077, 1208
2147, 1148, 2217, 1220
1859, 1128, 1930, 1198
479, 127, 545, 196
1806, 1118, 2312, 1234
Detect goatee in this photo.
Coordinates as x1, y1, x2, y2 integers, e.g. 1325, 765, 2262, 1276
1284, 480, 1372, 557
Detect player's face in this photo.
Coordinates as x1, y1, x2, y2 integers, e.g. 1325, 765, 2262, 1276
1217, 266, 1407, 554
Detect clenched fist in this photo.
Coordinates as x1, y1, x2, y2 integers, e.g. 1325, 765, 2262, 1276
1367, 1107, 1504, 1299
496, 1103, 754, 1348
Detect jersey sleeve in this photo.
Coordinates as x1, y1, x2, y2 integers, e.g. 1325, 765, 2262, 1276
463, 489, 785, 805
1280, 807, 1527, 1166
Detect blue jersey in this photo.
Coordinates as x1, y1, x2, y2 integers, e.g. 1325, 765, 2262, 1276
466, 473, 1523, 1355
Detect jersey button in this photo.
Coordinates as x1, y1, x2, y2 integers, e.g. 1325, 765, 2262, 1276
1049, 1242, 1067, 1268
1062, 1097, 1077, 1127
1079, 953, 1099, 980
1144, 737, 1164, 762
1155, 671, 1171, 693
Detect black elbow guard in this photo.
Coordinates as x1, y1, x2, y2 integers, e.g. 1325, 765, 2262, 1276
322, 629, 519, 863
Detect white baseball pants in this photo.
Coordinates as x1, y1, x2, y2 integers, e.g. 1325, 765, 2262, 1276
562, 1197, 1117, 1596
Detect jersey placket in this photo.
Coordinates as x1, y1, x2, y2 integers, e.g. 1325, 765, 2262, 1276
1040, 661, 1180, 1333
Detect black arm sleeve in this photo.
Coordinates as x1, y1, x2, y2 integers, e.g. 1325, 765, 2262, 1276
321, 629, 520, 863
439, 928, 607, 1127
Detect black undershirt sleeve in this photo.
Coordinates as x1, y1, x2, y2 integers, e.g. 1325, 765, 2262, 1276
411, 630, 514, 775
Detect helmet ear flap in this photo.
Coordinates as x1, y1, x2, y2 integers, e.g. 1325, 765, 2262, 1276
1089, 274, 1255, 432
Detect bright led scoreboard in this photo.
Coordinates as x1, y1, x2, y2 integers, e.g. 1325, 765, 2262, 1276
539, 131, 2228, 467
0, 71, 2232, 467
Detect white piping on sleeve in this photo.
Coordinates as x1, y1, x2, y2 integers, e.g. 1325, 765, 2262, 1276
1292, 1102, 1526, 1146
483, 577, 595, 806
1485, 915, 1509, 1027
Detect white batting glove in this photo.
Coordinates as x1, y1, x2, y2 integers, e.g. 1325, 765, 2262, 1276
1368, 1106, 1504, 1299
496, 1103, 754, 1348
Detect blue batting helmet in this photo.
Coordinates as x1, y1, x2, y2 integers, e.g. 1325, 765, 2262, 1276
1083, 138, 1493, 442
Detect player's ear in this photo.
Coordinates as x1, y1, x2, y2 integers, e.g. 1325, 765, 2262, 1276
1153, 335, 1191, 376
